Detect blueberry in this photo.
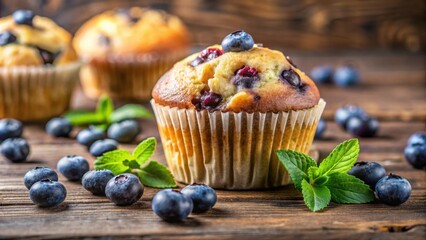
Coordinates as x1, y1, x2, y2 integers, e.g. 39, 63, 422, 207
12, 10, 35, 26
76, 127, 104, 148
0, 118, 23, 142
231, 66, 260, 89
375, 173, 411, 206
105, 174, 144, 206
404, 145, 426, 169
314, 118, 326, 139
24, 167, 58, 190
37, 48, 59, 65
45, 118, 73, 138
347, 161, 386, 190
346, 115, 379, 138
152, 189, 193, 222
0, 31, 17, 46
221, 30, 254, 52
181, 183, 217, 213
333, 66, 359, 87
334, 105, 366, 130
29, 179, 66, 207
310, 66, 333, 84
407, 132, 426, 147
57, 155, 89, 181
82, 170, 115, 196
200, 92, 223, 110
107, 120, 140, 143
89, 139, 118, 157
280, 69, 301, 87
0, 138, 30, 163
190, 48, 224, 67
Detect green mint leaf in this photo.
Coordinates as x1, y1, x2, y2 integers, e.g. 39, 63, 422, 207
301, 179, 331, 212
277, 150, 317, 191
137, 161, 176, 188
63, 110, 104, 126
110, 104, 153, 123
308, 166, 319, 180
132, 137, 156, 165
96, 95, 114, 121
122, 159, 141, 169
94, 150, 134, 175
314, 175, 329, 186
325, 173, 375, 204
317, 139, 359, 176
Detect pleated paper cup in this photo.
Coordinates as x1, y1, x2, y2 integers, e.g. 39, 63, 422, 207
151, 99, 326, 190
0, 62, 80, 121
80, 50, 187, 101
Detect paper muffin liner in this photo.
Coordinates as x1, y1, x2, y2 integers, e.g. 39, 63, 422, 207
80, 50, 187, 101
151, 99, 326, 190
0, 62, 80, 121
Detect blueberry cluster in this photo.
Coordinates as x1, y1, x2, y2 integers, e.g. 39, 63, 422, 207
404, 132, 426, 169
348, 161, 411, 205
335, 105, 379, 138
310, 65, 359, 87
0, 119, 30, 163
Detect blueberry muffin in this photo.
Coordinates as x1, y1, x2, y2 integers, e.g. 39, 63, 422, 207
0, 10, 79, 121
152, 31, 326, 189
73, 7, 190, 100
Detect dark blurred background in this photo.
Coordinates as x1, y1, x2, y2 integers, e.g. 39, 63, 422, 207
0, 0, 425, 52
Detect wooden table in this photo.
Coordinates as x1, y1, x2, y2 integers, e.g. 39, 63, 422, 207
0, 51, 425, 239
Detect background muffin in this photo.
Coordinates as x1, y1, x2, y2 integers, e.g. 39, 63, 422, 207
152, 31, 325, 189
73, 7, 190, 100
0, 10, 79, 121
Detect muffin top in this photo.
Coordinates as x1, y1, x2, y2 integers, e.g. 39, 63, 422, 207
73, 7, 190, 59
152, 31, 320, 112
0, 10, 77, 66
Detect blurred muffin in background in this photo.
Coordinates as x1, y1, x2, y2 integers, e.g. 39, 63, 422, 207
73, 7, 190, 101
0, 10, 80, 121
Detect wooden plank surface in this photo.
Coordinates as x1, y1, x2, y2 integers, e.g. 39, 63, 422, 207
0, 51, 425, 239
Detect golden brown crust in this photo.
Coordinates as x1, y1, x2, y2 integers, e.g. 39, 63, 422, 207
152, 45, 320, 112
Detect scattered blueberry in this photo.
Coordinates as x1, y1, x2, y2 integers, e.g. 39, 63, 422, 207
314, 118, 326, 139
76, 127, 104, 148
404, 145, 426, 169
29, 179, 66, 207
348, 162, 386, 190
0, 31, 17, 46
334, 105, 366, 130
375, 173, 411, 206
57, 155, 89, 181
107, 120, 140, 143
12, 10, 35, 26
231, 66, 260, 89
280, 69, 301, 87
407, 132, 426, 147
152, 189, 193, 222
310, 66, 333, 84
105, 174, 144, 206
82, 170, 115, 196
181, 183, 217, 213
190, 48, 224, 67
89, 139, 118, 157
346, 115, 379, 138
221, 30, 254, 52
45, 118, 73, 138
24, 167, 58, 190
0, 138, 30, 163
0, 118, 23, 142
333, 66, 359, 87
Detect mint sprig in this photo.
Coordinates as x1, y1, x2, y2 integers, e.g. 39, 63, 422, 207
64, 96, 152, 129
94, 137, 176, 188
277, 138, 375, 212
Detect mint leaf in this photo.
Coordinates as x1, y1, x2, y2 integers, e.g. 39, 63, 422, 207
137, 161, 176, 188
308, 166, 319, 180
277, 150, 317, 191
133, 137, 156, 165
110, 104, 152, 123
314, 176, 329, 186
96, 95, 114, 121
325, 173, 375, 204
317, 139, 359, 176
301, 179, 331, 212
123, 159, 141, 169
94, 150, 133, 175
63, 110, 104, 126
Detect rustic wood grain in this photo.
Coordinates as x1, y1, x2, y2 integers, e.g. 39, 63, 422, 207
0, 0, 424, 52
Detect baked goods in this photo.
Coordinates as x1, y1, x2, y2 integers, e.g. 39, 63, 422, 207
151, 31, 326, 189
0, 10, 79, 120
73, 7, 190, 100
